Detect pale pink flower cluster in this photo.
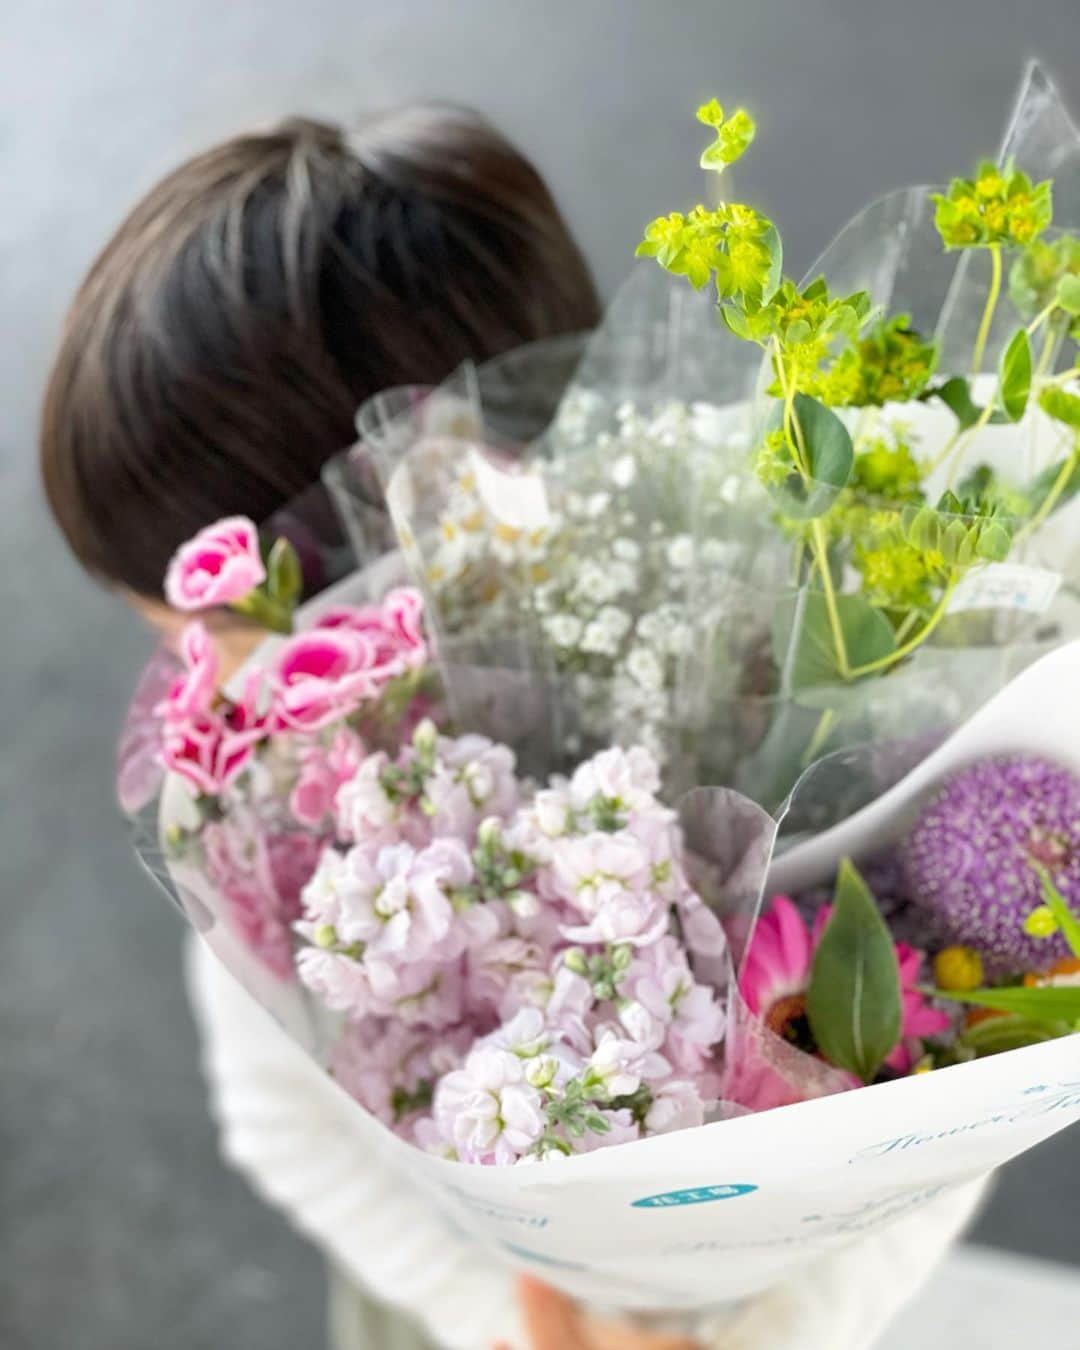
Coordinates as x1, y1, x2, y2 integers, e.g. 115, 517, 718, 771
295, 739, 729, 1165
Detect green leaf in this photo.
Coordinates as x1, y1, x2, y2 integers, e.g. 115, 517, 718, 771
720, 304, 752, 339
266, 536, 303, 608
766, 394, 853, 518
933, 984, 1080, 1023
961, 1012, 1073, 1056
759, 223, 783, 303
1038, 385, 1080, 428
807, 859, 903, 1082
771, 591, 897, 691
975, 520, 1013, 561
1056, 274, 1080, 316
927, 376, 983, 429
700, 108, 756, 171
997, 328, 1032, 422
1033, 863, 1080, 959
1027, 453, 1080, 515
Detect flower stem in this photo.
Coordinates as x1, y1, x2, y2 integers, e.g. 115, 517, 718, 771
811, 518, 850, 677
773, 349, 850, 678
847, 582, 957, 679
1034, 316, 1062, 380
1028, 448, 1079, 534
230, 591, 295, 634
945, 396, 998, 490
1025, 299, 1058, 339
971, 245, 1003, 375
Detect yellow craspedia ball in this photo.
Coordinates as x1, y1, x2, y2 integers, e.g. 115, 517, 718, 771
933, 945, 984, 992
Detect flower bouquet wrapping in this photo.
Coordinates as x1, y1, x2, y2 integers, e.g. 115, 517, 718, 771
123, 65, 1080, 1313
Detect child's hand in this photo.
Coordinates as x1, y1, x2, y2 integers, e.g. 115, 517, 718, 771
495, 1275, 701, 1350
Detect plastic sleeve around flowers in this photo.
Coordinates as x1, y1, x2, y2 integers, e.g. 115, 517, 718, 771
183, 937, 526, 1350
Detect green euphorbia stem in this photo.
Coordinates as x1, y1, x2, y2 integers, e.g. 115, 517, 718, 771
847, 581, 957, 679
1028, 448, 1079, 534
1034, 317, 1062, 380
1025, 299, 1058, 339
945, 396, 999, 490
811, 518, 850, 677
971, 245, 1003, 375
801, 707, 837, 768
774, 349, 850, 679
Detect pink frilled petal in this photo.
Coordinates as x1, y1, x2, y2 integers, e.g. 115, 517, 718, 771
163, 515, 266, 612
271, 630, 380, 732
311, 587, 427, 674
154, 621, 219, 723
739, 895, 813, 1017
383, 587, 427, 664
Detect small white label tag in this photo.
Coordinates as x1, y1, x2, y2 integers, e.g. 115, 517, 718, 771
947, 562, 1062, 616
469, 448, 550, 531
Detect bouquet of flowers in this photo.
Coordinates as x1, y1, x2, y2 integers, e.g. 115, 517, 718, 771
124, 64, 1080, 1311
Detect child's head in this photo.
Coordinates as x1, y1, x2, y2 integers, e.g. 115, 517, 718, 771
42, 103, 598, 605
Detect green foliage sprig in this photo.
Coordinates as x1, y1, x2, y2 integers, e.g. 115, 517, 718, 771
638, 100, 1080, 710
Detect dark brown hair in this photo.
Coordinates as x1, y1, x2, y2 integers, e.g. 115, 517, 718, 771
41, 103, 599, 597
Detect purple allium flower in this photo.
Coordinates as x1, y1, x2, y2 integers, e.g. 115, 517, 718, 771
902, 755, 1079, 975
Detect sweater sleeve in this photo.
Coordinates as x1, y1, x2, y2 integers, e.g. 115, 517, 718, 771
694, 1175, 990, 1349
183, 936, 525, 1350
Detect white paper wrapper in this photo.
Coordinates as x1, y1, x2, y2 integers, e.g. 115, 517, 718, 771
149, 632, 1080, 1311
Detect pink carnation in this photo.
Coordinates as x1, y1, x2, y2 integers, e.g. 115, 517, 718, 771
271, 629, 382, 732
315, 587, 427, 675
160, 672, 268, 796
164, 516, 265, 612
155, 622, 219, 723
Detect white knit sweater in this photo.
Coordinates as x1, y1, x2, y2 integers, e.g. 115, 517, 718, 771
185, 938, 988, 1350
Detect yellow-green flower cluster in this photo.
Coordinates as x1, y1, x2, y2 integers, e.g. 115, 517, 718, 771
1010, 234, 1080, 315
933, 160, 1052, 250
636, 202, 777, 301
801, 317, 937, 408
695, 99, 756, 172
850, 433, 924, 501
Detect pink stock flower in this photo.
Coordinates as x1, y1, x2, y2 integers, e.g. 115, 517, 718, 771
568, 746, 663, 819
271, 629, 381, 732
433, 1047, 546, 1164
289, 728, 365, 826
631, 938, 726, 1074
585, 1028, 669, 1098
553, 832, 669, 947
160, 671, 268, 796
164, 516, 265, 612
331, 1018, 471, 1129
645, 1079, 707, 1135
155, 622, 219, 722
739, 895, 949, 1076
424, 735, 520, 837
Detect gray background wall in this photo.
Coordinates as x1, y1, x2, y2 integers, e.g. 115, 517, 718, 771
3, 3, 1079, 1348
